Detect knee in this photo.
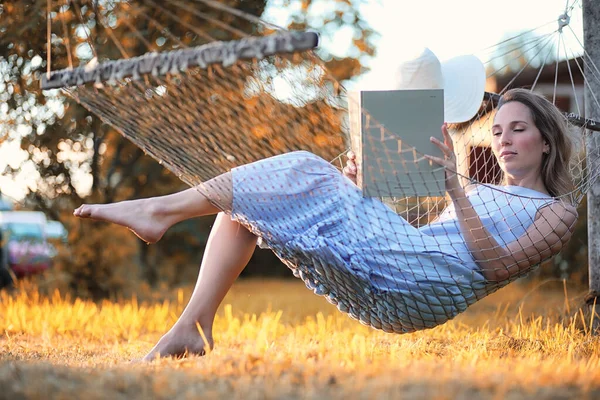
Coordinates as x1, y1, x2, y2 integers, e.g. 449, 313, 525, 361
221, 212, 257, 240
287, 151, 335, 172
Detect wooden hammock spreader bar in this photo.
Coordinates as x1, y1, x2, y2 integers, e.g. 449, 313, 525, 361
40, 31, 319, 90
485, 91, 600, 132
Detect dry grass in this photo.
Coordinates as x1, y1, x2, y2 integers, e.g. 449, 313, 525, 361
1, 278, 600, 399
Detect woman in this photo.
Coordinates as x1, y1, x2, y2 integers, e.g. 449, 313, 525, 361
74, 88, 578, 360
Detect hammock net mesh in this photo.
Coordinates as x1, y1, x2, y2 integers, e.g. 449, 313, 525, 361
43, 0, 600, 333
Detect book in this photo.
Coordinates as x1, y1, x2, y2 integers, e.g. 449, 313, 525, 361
348, 89, 446, 197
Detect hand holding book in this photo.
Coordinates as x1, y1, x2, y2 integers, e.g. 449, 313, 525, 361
342, 150, 358, 185
425, 123, 462, 196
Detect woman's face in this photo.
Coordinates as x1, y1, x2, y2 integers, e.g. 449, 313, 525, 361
491, 101, 549, 179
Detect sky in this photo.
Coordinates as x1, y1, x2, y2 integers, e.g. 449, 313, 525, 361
352, 0, 584, 89
0, 0, 586, 203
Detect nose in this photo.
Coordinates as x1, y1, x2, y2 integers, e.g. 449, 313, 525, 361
499, 132, 512, 146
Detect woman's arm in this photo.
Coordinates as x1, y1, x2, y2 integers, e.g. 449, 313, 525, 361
451, 191, 577, 281
426, 124, 578, 282
495, 202, 577, 280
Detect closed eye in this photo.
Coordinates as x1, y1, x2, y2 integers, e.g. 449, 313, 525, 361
492, 131, 502, 136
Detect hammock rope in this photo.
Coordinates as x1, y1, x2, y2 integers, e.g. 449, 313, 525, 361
41, 0, 600, 333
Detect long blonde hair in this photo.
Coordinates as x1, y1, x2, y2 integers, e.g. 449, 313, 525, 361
497, 88, 575, 198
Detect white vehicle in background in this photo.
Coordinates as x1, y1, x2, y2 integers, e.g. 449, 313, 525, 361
0, 196, 12, 212
45, 220, 68, 243
0, 211, 55, 281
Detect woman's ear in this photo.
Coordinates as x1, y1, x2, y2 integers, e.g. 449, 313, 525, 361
543, 142, 550, 154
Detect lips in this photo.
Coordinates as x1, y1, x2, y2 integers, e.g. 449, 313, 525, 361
499, 151, 517, 158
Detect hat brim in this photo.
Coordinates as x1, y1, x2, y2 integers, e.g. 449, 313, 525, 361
441, 55, 486, 123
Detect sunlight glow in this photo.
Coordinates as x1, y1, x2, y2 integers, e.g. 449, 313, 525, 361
351, 0, 584, 90
0, 0, 588, 201
1, 279, 599, 397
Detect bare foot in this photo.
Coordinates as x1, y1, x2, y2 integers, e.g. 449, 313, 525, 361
73, 199, 170, 243
142, 324, 213, 361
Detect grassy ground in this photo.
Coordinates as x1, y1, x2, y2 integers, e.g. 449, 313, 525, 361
1, 278, 600, 399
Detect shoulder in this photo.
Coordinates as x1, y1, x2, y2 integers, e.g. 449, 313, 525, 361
536, 201, 578, 233
464, 183, 481, 191
464, 183, 484, 195
538, 200, 577, 219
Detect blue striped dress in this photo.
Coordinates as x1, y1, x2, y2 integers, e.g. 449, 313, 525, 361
229, 151, 555, 333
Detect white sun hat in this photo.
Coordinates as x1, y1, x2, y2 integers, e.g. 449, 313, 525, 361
393, 47, 486, 123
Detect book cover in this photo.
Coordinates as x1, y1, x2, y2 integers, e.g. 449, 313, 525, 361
349, 89, 446, 197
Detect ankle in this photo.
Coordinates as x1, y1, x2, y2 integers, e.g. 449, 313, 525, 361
174, 318, 213, 338
140, 198, 179, 228
140, 197, 164, 217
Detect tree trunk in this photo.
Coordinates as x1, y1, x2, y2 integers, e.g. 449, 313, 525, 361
584, 0, 600, 332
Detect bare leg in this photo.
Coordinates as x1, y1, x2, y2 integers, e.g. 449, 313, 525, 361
73, 175, 231, 243
73, 173, 257, 359
142, 212, 257, 360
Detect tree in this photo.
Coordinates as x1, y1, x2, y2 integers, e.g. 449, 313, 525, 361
0, 0, 376, 298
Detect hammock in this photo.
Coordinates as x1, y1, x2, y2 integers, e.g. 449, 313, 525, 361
41, 0, 600, 333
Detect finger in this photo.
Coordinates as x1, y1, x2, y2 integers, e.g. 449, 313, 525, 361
346, 159, 357, 170
424, 154, 445, 166
430, 137, 451, 157
432, 135, 455, 158
347, 150, 356, 160
441, 123, 454, 150
343, 166, 357, 176
441, 124, 449, 140
425, 155, 456, 175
